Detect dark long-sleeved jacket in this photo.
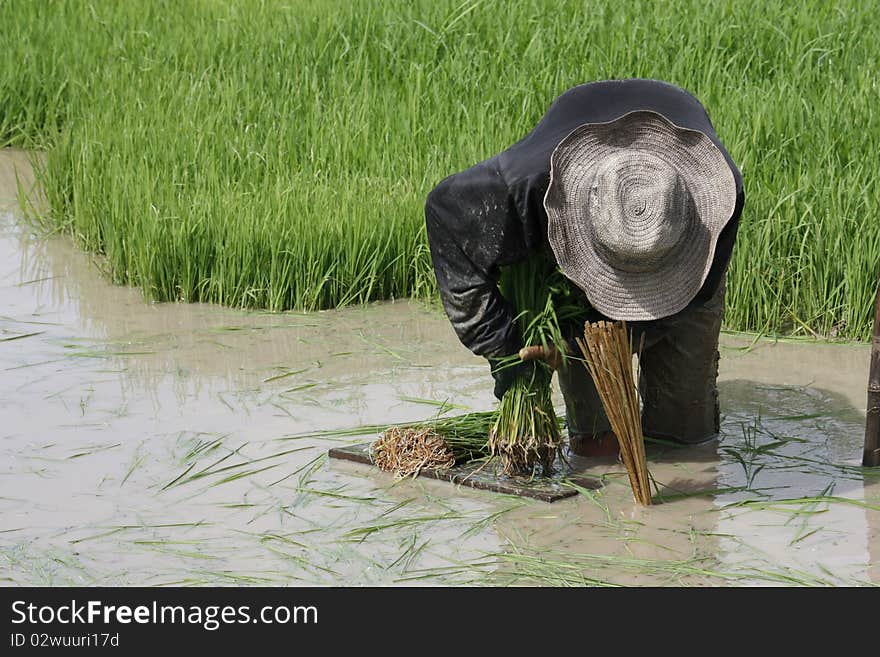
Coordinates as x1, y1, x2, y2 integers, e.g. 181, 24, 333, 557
425, 79, 744, 358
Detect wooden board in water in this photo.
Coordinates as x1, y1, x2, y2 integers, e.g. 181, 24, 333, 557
328, 442, 601, 503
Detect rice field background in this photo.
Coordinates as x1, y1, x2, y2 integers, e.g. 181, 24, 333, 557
2, 181, 878, 585
1, 0, 879, 338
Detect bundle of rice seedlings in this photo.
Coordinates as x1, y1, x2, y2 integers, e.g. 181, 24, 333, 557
371, 411, 496, 477
373, 255, 583, 479
576, 320, 652, 505
490, 364, 560, 475
489, 255, 584, 475
372, 426, 456, 476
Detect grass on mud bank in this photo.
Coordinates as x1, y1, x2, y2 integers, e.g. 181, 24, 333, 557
1, 0, 879, 338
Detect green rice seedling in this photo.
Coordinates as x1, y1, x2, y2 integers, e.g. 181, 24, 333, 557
344, 511, 464, 540
486, 544, 864, 586
0, 331, 44, 342
398, 395, 470, 412
386, 534, 430, 571
723, 494, 880, 513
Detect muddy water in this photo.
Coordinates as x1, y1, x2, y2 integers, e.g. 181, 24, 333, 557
2, 150, 878, 586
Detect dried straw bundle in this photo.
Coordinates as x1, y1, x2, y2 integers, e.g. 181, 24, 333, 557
576, 320, 652, 505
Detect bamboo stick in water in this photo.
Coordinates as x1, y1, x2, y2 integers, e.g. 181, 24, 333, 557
864, 272, 880, 467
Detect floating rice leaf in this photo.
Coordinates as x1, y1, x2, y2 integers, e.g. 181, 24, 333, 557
0, 330, 44, 342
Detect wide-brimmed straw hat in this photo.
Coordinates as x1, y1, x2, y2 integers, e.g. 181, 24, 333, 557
543, 110, 737, 321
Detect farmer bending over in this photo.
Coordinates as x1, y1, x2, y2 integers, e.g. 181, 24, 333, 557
425, 79, 744, 456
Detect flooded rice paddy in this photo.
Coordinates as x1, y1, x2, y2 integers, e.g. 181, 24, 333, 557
2, 150, 878, 586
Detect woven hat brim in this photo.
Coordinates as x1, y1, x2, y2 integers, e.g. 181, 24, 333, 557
544, 110, 737, 320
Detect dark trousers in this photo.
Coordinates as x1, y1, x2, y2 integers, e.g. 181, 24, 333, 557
557, 277, 726, 445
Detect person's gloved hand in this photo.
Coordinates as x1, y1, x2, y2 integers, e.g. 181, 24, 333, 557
488, 356, 539, 401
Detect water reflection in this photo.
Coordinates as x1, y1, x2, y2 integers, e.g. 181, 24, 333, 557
486, 379, 877, 586
714, 380, 874, 584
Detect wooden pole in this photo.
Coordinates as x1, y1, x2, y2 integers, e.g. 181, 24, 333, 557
864, 272, 880, 467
